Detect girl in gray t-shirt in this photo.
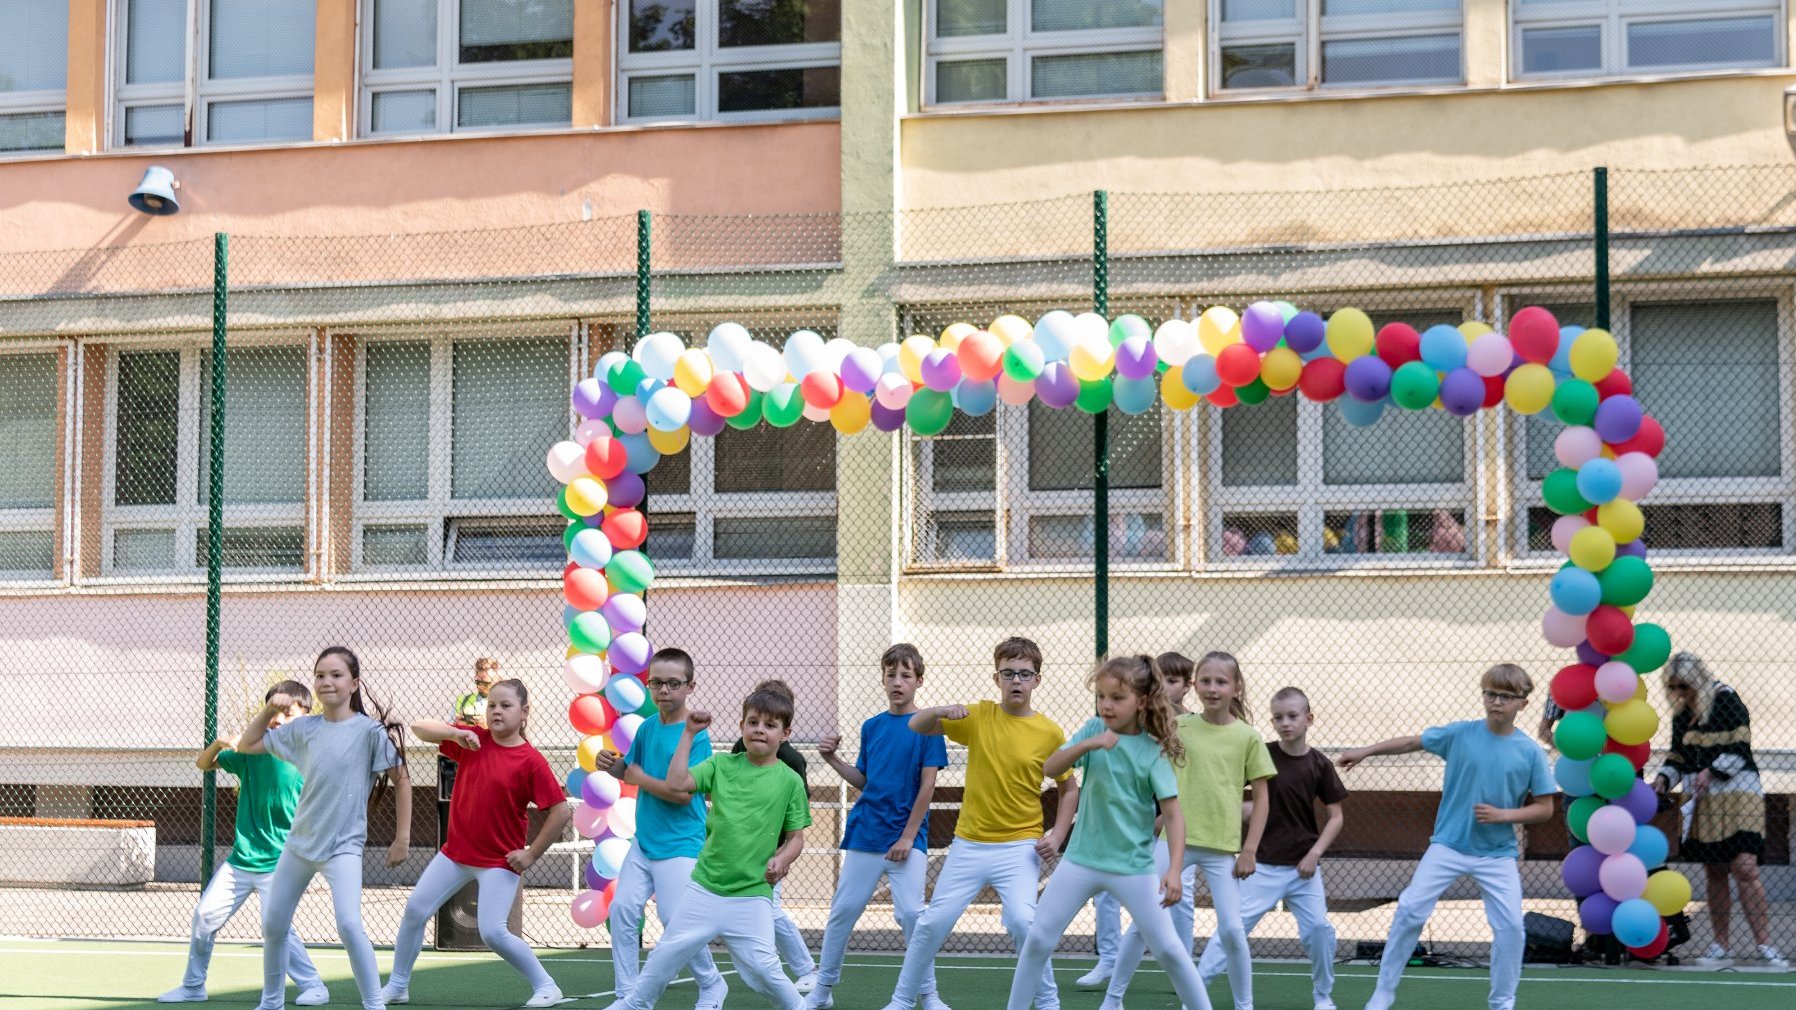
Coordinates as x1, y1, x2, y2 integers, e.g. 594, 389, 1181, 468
238, 647, 411, 1010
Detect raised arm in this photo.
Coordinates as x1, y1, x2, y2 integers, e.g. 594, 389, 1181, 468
411, 719, 478, 749
235, 693, 293, 755
666, 712, 709, 793
1045, 728, 1117, 780
196, 737, 235, 770
817, 734, 867, 790
1337, 735, 1424, 771
385, 763, 413, 868
909, 704, 968, 737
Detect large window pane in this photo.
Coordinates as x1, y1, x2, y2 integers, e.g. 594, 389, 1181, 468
1324, 404, 1463, 484
936, 0, 1005, 37
115, 351, 181, 507
1521, 25, 1601, 75
0, 0, 69, 92
630, 0, 696, 52
210, 0, 315, 79
1627, 17, 1777, 71
373, 0, 438, 69
1221, 394, 1298, 486
715, 424, 836, 492
1032, 0, 1161, 32
363, 342, 431, 501
459, 0, 574, 62
1222, 44, 1297, 88
718, 67, 839, 112
451, 338, 564, 500
0, 111, 64, 152
0, 354, 58, 509
126, 0, 187, 85
199, 346, 308, 505
1323, 35, 1460, 85
1032, 50, 1162, 98
1029, 403, 1161, 490
719, 0, 840, 47
1631, 301, 1780, 480
931, 414, 996, 493
207, 98, 313, 143
458, 83, 571, 126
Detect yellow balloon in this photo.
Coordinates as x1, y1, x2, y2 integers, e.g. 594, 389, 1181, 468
1569, 329, 1619, 382
1569, 525, 1616, 572
1261, 346, 1303, 390
1618, 604, 1636, 619
672, 348, 714, 397
1598, 499, 1644, 543
1325, 307, 1375, 361
1643, 870, 1692, 917
939, 322, 976, 352
1604, 698, 1658, 746
1458, 321, 1493, 340
829, 393, 871, 434
1069, 336, 1115, 381
989, 315, 1031, 347
1632, 676, 1648, 702
1504, 363, 1555, 415
566, 644, 581, 660
1198, 306, 1241, 356
1161, 368, 1200, 411
565, 476, 608, 516
646, 425, 690, 455
899, 335, 935, 384
577, 734, 607, 773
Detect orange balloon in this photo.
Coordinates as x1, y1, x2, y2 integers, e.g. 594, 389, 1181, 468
957, 331, 1005, 382
569, 693, 614, 736
563, 567, 609, 610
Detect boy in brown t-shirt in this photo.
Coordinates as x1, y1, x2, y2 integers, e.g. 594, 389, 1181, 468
1199, 686, 1347, 1010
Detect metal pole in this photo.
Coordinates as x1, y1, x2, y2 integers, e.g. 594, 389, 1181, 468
1092, 191, 1109, 660
201, 233, 227, 886
1594, 168, 1610, 330
636, 211, 651, 621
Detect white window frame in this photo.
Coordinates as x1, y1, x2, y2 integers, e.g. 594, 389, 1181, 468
0, 340, 70, 585
1510, 1, 1784, 82
1501, 283, 1796, 566
348, 324, 581, 578
1211, 0, 1465, 94
924, 0, 1164, 107
99, 332, 314, 582
358, 0, 575, 138
1203, 293, 1489, 571
616, 0, 842, 124
0, 0, 69, 157
112, 0, 317, 149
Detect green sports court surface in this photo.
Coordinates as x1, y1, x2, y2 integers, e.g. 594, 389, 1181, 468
2, 940, 1791, 1010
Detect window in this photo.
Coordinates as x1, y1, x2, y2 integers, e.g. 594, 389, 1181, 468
1213, 0, 1463, 92
355, 332, 574, 572
115, 0, 315, 147
928, 0, 1163, 104
1513, 1, 1780, 80
106, 342, 310, 576
619, 0, 841, 122
0, 1, 67, 154
362, 0, 574, 136
0, 350, 60, 579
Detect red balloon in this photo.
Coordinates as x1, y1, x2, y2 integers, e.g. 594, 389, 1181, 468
704, 372, 751, 417
1206, 386, 1239, 408
585, 437, 629, 480
1586, 605, 1636, 656
603, 509, 648, 551
1482, 375, 1506, 408
1595, 369, 1633, 399
1550, 664, 1599, 712
1604, 737, 1651, 770
1216, 344, 1262, 387
620, 781, 639, 799
1626, 920, 1670, 959
1612, 415, 1665, 458
800, 371, 843, 409
1298, 358, 1347, 402
569, 693, 614, 736
563, 567, 609, 611
1375, 323, 1421, 367
1509, 306, 1561, 364
1583, 507, 1600, 523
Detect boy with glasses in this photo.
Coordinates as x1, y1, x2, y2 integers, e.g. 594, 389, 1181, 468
593, 648, 729, 1010
879, 637, 1077, 1010
1338, 664, 1557, 1010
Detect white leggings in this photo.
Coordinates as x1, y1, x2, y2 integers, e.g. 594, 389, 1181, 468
181, 861, 321, 992
608, 844, 723, 997
261, 851, 380, 1010
1368, 843, 1524, 1010
1197, 864, 1336, 1002
891, 838, 1057, 1009
816, 849, 934, 992
389, 852, 553, 995
1010, 861, 1212, 1010
1110, 845, 1251, 1009
773, 880, 817, 977
621, 883, 800, 1010
1092, 889, 1122, 967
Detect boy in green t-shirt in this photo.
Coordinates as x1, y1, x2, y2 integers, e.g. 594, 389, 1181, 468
160, 683, 325, 1004
606, 683, 812, 1010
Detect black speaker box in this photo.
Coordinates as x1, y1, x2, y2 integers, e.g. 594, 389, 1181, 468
1524, 911, 1577, 963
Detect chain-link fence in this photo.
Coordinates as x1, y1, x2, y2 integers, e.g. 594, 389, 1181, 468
0, 166, 1791, 971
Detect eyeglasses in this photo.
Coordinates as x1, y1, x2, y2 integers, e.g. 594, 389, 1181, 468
647, 678, 691, 691
1481, 690, 1526, 702
997, 669, 1039, 683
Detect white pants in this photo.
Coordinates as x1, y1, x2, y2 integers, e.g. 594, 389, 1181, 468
1198, 864, 1336, 1003
773, 880, 817, 977
892, 838, 1058, 1009
1011, 861, 1212, 1010
608, 844, 724, 997
816, 849, 935, 992
180, 861, 322, 992
1367, 843, 1524, 1010
388, 852, 553, 994
261, 851, 380, 1010
1093, 890, 1122, 967
620, 882, 800, 1010
1110, 845, 1250, 1009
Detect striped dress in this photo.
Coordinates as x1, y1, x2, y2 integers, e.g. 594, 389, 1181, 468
1659, 684, 1765, 863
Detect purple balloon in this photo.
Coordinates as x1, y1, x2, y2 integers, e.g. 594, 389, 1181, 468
602, 592, 646, 634
1576, 640, 1611, 666
870, 401, 906, 432
687, 397, 727, 437
1439, 368, 1485, 416
1594, 395, 1644, 443
1618, 778, 1658, 825
1344, 356, 1394, 403
840, 347, 883, 394
1580, 892, 1619, 934
610, 632, 653, 676
1616, 539, 1648, 559
1036, 362, 1079, 409
573, 378, 615, 419
583, 860, 607, 891
606, 469, 645, 509
920, 349, 962, 392
1284, 311, 1325, 353
1242, 302, 1287, 352
1562, 844, 1605, 897
1115, 336, 1158, 380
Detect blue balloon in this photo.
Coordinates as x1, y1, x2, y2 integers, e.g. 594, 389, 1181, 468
1550, 567, 1603, 615
1114, 376, 1157, 415
1627, 825, 1669, 870
569, 527, 614, 570
617, 431, 661, 475
1299, 340, 1332, 362
1419, 325, 1468, 372
562, 604, 581, 629
1611, 898, 1661, 948
1555, 756, 1596, 797
1577, 457, 1624, 505
634, 376, 667, 400
1549, 327, 1581, 377
564, 767, 588, 797
953, 379, 998, 416
1182, 354, 1221, 396
1337, 396, 1386, 428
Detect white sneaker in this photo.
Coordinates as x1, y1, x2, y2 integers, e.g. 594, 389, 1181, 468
379, 982, 409, 1004
1098, 997, 1125, 1010
157, 988, 207, 1003
524, 984, 563, 1007
1695, 943, 1733, 966
295, 988, 330, 1007
695, 979, 729, 1010
804, 986, 834, 1010
1757, 945, 1789, 969
795, 972, 819, 994
920, 993, 952, 1010
1314, 997, 1338, 1010
1076, 966, 1112, 989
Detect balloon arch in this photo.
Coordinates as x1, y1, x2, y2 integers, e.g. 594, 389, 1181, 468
547, 303, 1688, 955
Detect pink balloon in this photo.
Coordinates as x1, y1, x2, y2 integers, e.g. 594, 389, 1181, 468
1615, 452, 1659, 500
1551, 515, 1590, 554
611, 396, 648, 434
570, 888, 611, 928
1594, 661, 1640, 705
605, 796, 637, 840
572, 802, 609, 839
1543, 606, 1587, 648
997, 375, 1036, 405
1588, 805, 1639, 856
1466, 333, 1514, 377
1555, 426, 1604, 469
874, 373, 913, 409
1599, 852, 1648, 901
574, 418, 610, 446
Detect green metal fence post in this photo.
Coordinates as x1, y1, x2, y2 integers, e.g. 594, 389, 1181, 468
1594, 167, 1610, 330
201, 233, 227, 886
1093, 191, 1109, 660
636, 211, 651, 619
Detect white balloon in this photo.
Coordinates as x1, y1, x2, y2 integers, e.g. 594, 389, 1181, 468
632, 331, 685, 381
783, 329, 828, 379
592, 350, 628, 382
706, 322, 753, 373
874, 373, 914, 409
876, 342, 903, 374
1153, 319, 1199, 367
1033, 311, 1077, 362
546, 441, 587, 484
1072, 311, 1110, 348
823, 337, 856, 373
743, 342, 786, 392
574, 419, 609, 447
561, 654, 609, 694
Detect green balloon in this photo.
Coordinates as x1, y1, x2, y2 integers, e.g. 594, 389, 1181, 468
725, 388, 765, 430
1590, 753, 1637, 799
1003, 342, 1046, 382
1555, 710, 1607, 760
1542, 468, 1594, 516
1566, 794, 1605, 843
1074, 378, 1113, 415
1235, 378, 1270, 405
1391, 361, 1440, 411
568, 611, 612, 654
635, 695, 660, 718
608, 550, 654, 594
563, 521, 583, 554
555, 487, 581, 522
1108, 314, 1151, 349
763, 383, 805, 427
1619, 622, 1672, 673
1599, 555, 1654, 607
1552, 379, 1599, 426
607, 359, 647, 398
906, 389, 954, 436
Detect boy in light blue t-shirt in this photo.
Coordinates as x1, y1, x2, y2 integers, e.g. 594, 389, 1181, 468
1339, 664, 1558, 1010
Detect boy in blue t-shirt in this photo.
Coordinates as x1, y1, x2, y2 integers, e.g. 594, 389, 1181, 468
806, 644, 950, 1010
1339, 664, 1558, 1010
593, 648, 728, 1009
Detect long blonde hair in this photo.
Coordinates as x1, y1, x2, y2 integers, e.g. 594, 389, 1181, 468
1092, 655, 1184, 764
1662, 651, 1719, 725
1198, 651, 1249, 722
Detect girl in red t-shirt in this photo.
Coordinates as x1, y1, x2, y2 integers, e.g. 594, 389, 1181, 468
382, 680, 572, 1007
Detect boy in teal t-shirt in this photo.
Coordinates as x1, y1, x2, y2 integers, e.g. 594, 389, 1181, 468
160, 684, 325, 1004
607, 683, 811, 1010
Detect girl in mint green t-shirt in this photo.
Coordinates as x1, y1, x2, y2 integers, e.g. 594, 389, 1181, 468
1004, 655, 1214, 1010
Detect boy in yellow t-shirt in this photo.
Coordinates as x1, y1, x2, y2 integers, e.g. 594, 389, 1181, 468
878, 637, 1079, 1010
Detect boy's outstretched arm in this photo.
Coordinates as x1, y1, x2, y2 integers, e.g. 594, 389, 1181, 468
1338, 735, 1424, 771
909, 704, 967, 736
196, 737, 235, 770
818, 733, 867, 789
